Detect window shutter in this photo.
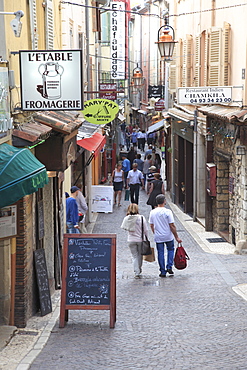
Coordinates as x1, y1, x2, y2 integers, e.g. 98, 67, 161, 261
46, 0, 54, 50
194, 35, 200, 87
202, 30, 208, 86
169, 44, 177, 91
182, 35, 193, 87
29, 0, 38, 49
208, 28, 221, 86
177, 39, 183, 87
222, 22, 231, 86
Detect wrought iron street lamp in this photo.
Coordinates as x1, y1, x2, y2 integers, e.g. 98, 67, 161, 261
156, 24, 177, 61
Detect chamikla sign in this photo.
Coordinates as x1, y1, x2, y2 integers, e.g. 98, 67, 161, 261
82, 99, 119, 124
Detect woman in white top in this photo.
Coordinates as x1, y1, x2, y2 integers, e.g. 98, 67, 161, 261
121, 203, 149, 278
111, 163, 124, 206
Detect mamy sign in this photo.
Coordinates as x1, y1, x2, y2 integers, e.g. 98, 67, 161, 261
19, 50, 82, 111
82, 99, 119, 124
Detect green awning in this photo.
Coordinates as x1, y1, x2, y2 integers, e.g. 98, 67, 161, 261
0, 143, 49, 208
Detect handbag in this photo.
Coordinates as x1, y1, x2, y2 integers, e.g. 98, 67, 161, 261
141, 216, 152, 255
143, 247, 155, 262
124, 188, 130, 201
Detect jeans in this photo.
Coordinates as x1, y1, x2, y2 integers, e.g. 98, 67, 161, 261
156, 240, 175, 275
129, 183, 140, 204
67, 222, 80, 234
128, 242, 143, 275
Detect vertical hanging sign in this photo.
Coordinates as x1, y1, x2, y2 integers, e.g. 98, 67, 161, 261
111, 1, 126, 79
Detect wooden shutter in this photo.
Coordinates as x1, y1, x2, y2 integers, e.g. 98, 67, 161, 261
177, 39, 183, 87
182, 35, 193, 87
222, 22, 231, 86
208, 28, 221, 86
202, 30, 208, 86
29, 0, 38, 49
194, 35, 200, 87
46, 0, 54, 50
169, 44, 177, 91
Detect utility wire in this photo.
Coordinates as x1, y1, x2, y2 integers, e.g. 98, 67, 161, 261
60, 1, 247, 19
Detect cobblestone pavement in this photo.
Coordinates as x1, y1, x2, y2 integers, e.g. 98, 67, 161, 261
25, 189, 247, 370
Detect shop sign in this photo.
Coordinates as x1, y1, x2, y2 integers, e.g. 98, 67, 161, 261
155, 99, 165, 111
0, 67, 12, 132
82, 99, 119, 124
0, 205, 17, 239
148, 85, 163, 99
110, 2, 125, 79
178, 86, 232, 105
19, 50, 82, 111
99, 83, 117, 101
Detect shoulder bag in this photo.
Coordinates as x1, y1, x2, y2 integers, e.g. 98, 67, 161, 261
141, 216, 152, 255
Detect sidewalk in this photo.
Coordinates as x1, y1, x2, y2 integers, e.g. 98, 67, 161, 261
1, 186, 247, 368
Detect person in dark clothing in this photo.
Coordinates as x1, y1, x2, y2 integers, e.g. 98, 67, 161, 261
66, 186, 80, 233
133, 154, 144, 172
147, 173, 165, 209
127, 146, 137, 166
154, 153, 162, 171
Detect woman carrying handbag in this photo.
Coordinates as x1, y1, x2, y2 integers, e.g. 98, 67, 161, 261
121, 203, 149, 278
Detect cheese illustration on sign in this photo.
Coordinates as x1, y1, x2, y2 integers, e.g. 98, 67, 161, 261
82, 99, 119, 124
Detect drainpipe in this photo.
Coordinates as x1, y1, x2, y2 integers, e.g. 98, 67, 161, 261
193, 109, 198, 222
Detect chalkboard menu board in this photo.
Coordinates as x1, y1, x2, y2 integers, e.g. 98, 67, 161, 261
34, 249, 52, 316
60, 234, 116, 328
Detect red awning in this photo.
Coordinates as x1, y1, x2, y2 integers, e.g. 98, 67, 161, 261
77, 132, 106, 157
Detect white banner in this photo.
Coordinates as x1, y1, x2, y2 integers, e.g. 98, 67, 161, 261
111, 2, 125, 80
20, 50, 82, 111
178, 86, 232, 105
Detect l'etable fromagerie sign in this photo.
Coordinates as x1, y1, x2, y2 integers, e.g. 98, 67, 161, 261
20, 50, 82, 111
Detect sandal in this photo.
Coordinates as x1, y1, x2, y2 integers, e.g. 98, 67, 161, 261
118, 203, 121, 207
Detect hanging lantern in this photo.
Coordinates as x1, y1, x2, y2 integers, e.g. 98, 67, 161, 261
156, 25, 177, 60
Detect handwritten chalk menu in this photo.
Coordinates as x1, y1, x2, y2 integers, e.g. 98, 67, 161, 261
34, 249, 52, 316
60, 234, 116, 328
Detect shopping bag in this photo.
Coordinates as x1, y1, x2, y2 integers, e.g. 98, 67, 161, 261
124, 188, 130, 201
143, 247, 155, 262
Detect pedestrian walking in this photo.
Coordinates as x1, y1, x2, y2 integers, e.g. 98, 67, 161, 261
144, 144, 153, 159
121, 203, 149, 278
127, 163, 144, 204
75, 183, 88, 233
133, 153, 144, 172
127, 146, 137, 167
66, 186, 80, 233
143, 154, 152, 186
146, 165, 157, 194
154, 153, 162, 172
139, 130, 146, 151
131, 129, 138, 148
125, 127, 131, 151
149, 194, 182, 277
121, 154, 131, 188
146, 173, 165, 209
111, 163, 124, 206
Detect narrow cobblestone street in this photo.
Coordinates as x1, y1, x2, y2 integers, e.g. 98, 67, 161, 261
26, 190, 247, 370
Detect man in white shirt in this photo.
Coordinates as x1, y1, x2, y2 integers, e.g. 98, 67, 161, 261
149, 194, 182, 277
127, 163, 144, 204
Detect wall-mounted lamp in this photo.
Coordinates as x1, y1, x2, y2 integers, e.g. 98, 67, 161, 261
236, 145, 246, 155
206, 132, 214, 142
0, 10, 24, 37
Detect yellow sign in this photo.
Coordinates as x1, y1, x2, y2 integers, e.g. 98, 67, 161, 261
82, 99, 119, 124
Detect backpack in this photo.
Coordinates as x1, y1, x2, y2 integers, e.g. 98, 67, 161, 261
174, 244, 190, 270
